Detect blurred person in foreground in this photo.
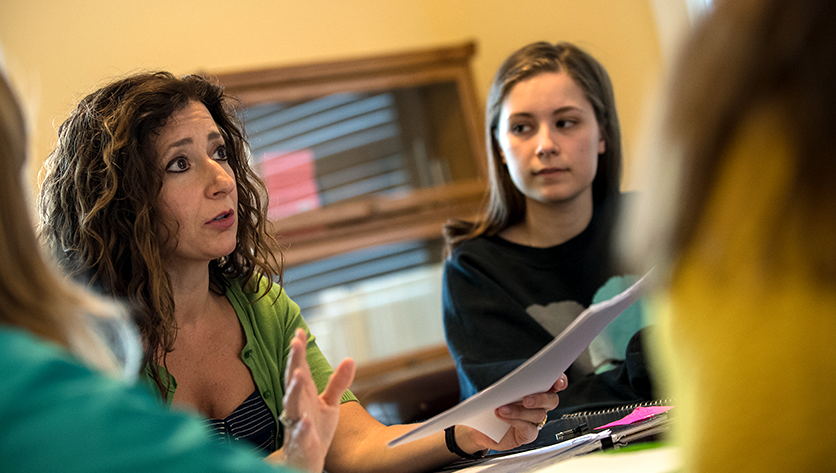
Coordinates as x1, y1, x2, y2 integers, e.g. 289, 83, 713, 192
622, 0, 836, 471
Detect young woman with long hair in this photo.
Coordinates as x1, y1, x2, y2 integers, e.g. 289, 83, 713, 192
443, 42, 653, 418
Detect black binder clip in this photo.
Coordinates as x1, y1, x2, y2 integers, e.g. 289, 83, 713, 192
555, 422, 589, 442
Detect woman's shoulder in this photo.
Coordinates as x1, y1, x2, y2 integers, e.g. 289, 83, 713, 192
225, 274, 298, 321
227, 274, 285, 299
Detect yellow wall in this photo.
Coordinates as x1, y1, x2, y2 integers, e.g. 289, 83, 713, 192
0, 0, 664, 185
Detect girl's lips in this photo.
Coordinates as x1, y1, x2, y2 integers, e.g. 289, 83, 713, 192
534, 168, 567, 175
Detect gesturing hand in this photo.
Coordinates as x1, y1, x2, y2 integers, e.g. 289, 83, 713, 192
268, 328, 355, 473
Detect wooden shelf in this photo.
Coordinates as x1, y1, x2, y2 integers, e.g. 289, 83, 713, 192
274, 180, 484, 267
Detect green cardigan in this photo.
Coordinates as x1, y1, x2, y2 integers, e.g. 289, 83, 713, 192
148, 276, 357, 448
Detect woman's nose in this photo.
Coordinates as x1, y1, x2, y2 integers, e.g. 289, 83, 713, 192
207, 160, 235, 197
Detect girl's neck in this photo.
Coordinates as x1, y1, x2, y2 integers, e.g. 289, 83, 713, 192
501, 193, 594, 248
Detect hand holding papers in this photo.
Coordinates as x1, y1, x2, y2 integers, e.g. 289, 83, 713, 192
389, 274, 648, 447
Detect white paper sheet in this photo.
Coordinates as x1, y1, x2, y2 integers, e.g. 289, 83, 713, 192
388, 274, 647, 447
450, 431, 612, 473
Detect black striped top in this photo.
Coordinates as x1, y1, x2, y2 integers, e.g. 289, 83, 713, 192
206, 390, 277, 455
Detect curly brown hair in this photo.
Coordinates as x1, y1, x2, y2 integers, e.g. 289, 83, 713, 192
38, 71, 282, 394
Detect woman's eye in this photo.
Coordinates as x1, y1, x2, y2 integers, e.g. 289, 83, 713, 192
166, 157, 189, 173
556, 119, 577, 129
214, 145, 229, 161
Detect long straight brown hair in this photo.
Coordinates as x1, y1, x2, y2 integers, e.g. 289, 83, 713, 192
443, 42, 623, 255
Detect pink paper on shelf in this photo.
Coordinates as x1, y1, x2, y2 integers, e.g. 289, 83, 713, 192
595, 406, 674, 430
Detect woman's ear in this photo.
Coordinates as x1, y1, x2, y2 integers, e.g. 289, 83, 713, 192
598, 135, 606, 155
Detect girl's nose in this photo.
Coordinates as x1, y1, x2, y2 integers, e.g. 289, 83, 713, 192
535, 127, 558, 158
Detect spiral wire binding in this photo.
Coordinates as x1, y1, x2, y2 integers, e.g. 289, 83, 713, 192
559, 398, 674, 419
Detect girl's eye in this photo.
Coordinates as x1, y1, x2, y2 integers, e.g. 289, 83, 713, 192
510, 123, 532, 135
214, 145, 229, 162
556, 119, 577, 129
166, 157, 190, 173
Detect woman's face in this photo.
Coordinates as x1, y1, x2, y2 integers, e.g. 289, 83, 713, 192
155, 101, 238, 268
496, 71, 605, 207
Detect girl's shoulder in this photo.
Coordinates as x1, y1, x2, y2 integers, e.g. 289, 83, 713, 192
449, 233, 510, 259
447, 233, 542, 274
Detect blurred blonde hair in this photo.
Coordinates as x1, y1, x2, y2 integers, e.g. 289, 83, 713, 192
0, 65, 138, 378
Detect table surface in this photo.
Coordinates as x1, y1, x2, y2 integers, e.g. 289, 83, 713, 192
535, 445, 680, 473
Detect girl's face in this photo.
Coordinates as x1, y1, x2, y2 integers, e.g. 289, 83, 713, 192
155, 101, 238, 268
496, 71, 605, 208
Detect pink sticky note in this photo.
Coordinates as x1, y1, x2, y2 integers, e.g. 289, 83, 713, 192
595, 406, 674, 430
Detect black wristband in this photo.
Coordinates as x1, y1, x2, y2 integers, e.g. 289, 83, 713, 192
444, 426, 487, 460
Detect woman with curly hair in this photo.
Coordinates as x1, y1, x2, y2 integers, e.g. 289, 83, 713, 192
39, 71, 566, 472
0, 59, 298, 473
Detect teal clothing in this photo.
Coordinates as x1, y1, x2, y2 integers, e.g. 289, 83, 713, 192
0, 326, 293, 473
149, 277, 357, 449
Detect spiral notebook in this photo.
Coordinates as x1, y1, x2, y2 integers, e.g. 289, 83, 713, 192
555, 400, 673, 434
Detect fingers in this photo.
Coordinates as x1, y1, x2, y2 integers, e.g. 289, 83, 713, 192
551, 373, 569, 393
283, 366, 318, 417
502, 419, 540, 445
516, 374, 566, 411
287, 414, 314, 443
279, 414, 327, 473
461, 416, 539, 453
496, 403, 549, 426
488, 409, 541, 447
451, 425, 495, 454
520, 390, 560, 411
320, 357, 356, 406
285, 329, 312, 386
283, 329, 317, 418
